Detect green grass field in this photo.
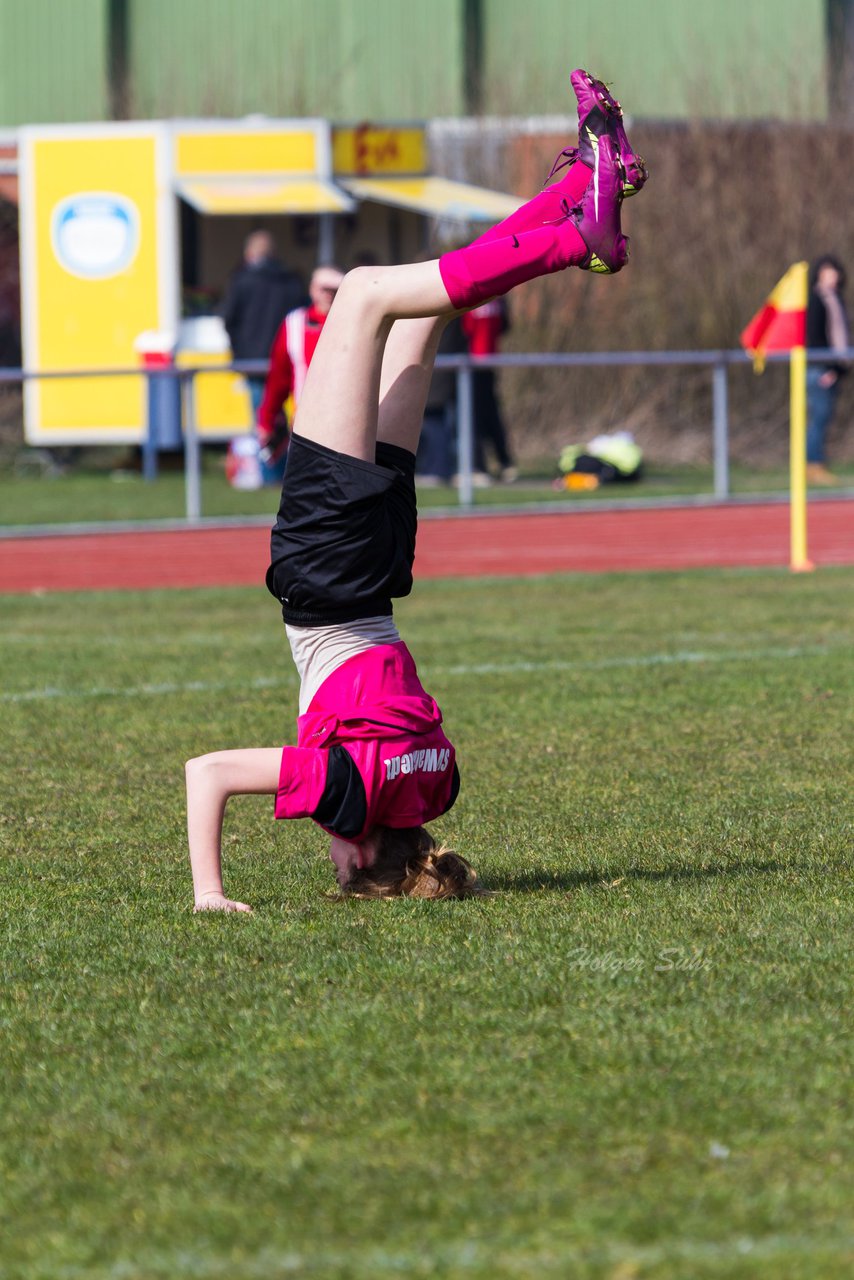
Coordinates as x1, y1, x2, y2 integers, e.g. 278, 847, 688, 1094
2, 569, 852, 1279
3, 455, 854, 527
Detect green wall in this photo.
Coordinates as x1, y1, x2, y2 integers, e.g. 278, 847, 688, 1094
0, 0, 831, 126
128, 0, 465, 120
0, 0, 108, 125
481, 0, 829, 120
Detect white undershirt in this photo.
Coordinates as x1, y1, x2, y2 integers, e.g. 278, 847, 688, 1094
286, 615, 402, 715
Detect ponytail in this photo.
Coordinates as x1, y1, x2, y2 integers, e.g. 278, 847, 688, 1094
339, 826, 486, 900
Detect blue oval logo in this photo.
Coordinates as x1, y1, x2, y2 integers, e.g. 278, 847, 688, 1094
51, 193, 140, 279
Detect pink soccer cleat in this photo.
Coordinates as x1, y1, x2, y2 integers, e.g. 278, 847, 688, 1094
544, 69, 649, 204
466, 66, 647, 257
569, 134, 629, 274
438, 133, 627, 307
568, 68, 648, 197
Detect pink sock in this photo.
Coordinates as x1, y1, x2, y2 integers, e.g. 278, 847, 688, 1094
470, 161, 593, 249
439, 219, 589, 310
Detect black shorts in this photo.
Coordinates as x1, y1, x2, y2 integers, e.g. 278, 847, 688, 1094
266, 434, 417, 626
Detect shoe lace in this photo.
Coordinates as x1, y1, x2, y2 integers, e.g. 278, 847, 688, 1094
544, 146, 579, 185
542, 196, 578, 227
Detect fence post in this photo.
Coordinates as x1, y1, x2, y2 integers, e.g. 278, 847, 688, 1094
181, 371, 201, 524
457, 362, 474, 508
141, 370, 158, 483
712, 361, 730, 500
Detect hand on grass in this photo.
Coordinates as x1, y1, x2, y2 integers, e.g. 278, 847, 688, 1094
193, 891, 253, 914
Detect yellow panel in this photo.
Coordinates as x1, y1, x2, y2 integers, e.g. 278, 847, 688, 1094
178, 177, 351, 215
175, 349, 252, 437
31, 134, 161, 434
343, 176, 521, 222
332, 126, 426, 176
175, 130, 318, 176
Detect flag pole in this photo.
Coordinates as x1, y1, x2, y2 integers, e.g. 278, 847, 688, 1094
789, 345, 813, 572
740, 261, 811, 570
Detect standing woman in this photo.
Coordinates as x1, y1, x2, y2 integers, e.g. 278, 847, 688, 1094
806, 255, 849, 486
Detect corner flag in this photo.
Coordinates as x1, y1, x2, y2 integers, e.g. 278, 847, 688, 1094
741, 261, 813, 572
740, 261, 808, 372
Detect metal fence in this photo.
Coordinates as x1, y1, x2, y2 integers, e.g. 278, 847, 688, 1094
0, 348, 838, 521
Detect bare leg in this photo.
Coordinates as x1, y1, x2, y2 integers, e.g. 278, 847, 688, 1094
291, 142, 626, 461
291, 261, 454, 461
376, 315, 454, 454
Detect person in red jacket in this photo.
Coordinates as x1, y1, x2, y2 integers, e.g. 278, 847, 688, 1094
256, 265, 345, 465
461, 298, 517, 482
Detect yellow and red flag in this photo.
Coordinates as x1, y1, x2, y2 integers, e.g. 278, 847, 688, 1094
741, 261, 808, 371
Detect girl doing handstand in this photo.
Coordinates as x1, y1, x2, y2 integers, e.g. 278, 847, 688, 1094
185, 71, 645, 908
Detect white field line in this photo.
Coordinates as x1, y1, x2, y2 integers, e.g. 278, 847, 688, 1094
0, 630, 243, 647
0, 626, 809, 647
440, 641, 849, 677
1, 674, 293, 704
49, 1230, 854, 1278
1, 642, 848, 705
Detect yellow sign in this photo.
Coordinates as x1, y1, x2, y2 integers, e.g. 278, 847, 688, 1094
175, 129, 318, 176
332, 126, 426, 176
21, 126, 172, 442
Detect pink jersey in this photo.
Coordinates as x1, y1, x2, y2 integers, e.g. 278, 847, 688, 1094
274, 642, 457, 841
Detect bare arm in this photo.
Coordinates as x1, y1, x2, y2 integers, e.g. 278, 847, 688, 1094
185, 748, 282, 912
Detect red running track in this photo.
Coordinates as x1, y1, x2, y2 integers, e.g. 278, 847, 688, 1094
0, 501, 852, 594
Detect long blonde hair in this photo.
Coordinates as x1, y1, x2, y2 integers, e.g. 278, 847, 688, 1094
341, 826, 485, 899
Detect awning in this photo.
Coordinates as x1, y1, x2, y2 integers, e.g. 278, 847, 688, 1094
340, 175, 522, 223
176, 176, 354, 215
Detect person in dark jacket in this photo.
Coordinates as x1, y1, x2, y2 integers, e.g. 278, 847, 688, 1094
220, 231, 307, 415
806, 255, 849, 485
416, 317, 467, 486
